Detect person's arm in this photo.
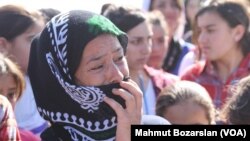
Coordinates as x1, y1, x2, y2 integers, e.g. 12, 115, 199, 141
104, 79, 142, 141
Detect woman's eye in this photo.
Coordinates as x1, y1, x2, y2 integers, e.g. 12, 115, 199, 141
206, 28, 215, 33
91, 65, 103, 70
130, 39, 143, 45
7, 92, 16, 100
115, 56, 124, 62
130, 40, 139, 45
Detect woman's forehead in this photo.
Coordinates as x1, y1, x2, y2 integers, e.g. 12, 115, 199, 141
83, 34, 122, 57
197, 12, 225, 27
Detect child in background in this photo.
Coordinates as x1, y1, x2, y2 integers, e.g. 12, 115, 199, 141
147, 10, 169, 70
181, 2, 250, 110
148, 0, 196, 75
0, 4, 48, 135
0, 53, 41, 141
0, 95, 21, 141
220, 75, 250, 124
156, 80, 215, 124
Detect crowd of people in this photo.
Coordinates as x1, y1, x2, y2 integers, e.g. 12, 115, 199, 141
1, 0, 250, 140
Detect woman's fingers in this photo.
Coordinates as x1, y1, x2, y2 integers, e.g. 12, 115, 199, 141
112, 88, 136, 114
104, 97, 132, 140
109, 80, 142, 124
120, 80, 143, 115
103, 96, 129, 123
105, 79, 143, 125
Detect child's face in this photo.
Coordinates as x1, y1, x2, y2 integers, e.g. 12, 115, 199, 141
151, 0, 182, 37
0, 74, 17, 108
148, 24, 169, 69
163, 100, 210, 125
7, 21, 44, 74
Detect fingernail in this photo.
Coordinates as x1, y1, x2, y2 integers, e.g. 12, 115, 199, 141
103, 96, 108, 101
112, 89, 117, 93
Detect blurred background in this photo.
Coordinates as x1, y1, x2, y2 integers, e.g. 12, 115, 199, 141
0, 0, 145, 13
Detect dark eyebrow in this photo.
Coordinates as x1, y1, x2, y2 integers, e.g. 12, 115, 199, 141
9, 87, 16, 91
129, 34, 153, 40
86, 47, 123, 65
129, 36, 143, 40
112, 47, 122, 53
204, 24, 216, 29
86, 54, 104, 65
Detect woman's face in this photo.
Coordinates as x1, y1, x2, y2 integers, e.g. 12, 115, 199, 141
163, 100, 210, 125
197, 12, 240, 61
8, 22, 44, 74
186, 0, 201, 25
147, 24, 169, 69
151, 0, 182, 36
126, 21, 153, 71
0, 74, 17, 108
75, 34, 129, 86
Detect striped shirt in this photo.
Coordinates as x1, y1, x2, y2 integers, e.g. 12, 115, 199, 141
181, 54, 250, 109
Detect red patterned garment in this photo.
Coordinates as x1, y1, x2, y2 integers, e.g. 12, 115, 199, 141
0, 95, 21, 141
144, 65, 179, 96
181, 54, 250, 109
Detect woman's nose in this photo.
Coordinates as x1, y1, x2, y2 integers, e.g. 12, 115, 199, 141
107, 63, 124, 84
198, 31, 207, 44
141, 40, 152, 54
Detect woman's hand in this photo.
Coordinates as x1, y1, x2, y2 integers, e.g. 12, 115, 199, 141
104, 78, 143, 141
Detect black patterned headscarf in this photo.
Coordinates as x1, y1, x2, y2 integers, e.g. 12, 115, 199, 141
28, 10, 128, 141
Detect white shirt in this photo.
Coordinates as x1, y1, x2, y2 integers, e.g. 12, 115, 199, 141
14, 76, 47, 134
142, 79, 156, 115
178, 51, 196, 76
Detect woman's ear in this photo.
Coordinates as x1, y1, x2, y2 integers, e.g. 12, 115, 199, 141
0, 37, 11, 53
232, 24, 245, 42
